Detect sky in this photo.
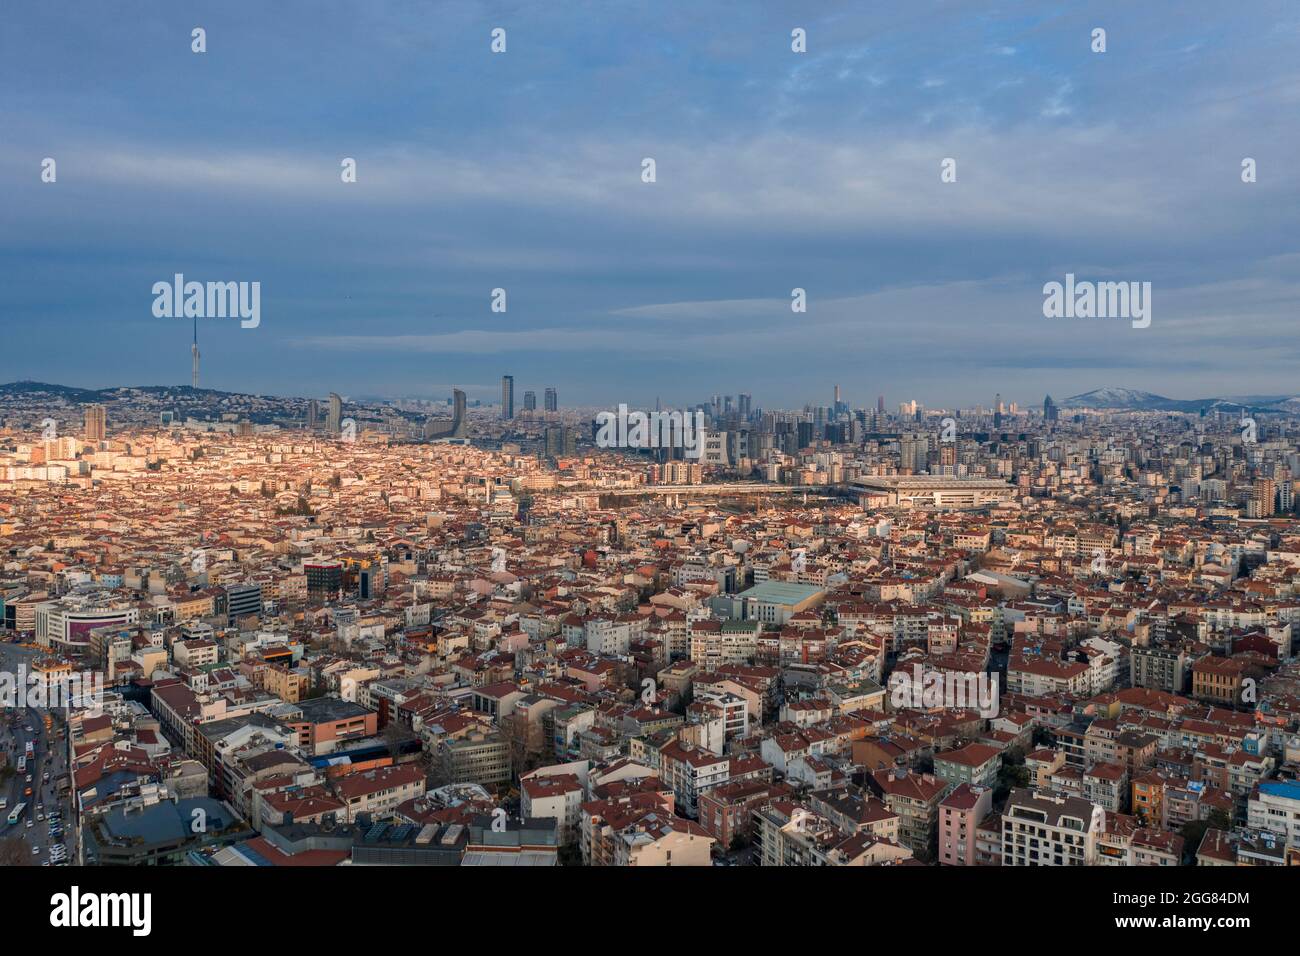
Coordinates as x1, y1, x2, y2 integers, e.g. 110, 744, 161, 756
1, 0, 1298, 410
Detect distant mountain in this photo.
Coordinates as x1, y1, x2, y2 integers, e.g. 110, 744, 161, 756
0, 380, 291, 404
1061, 388, 1173, 409
0, 380, 105, 403
1061, 387, 1300, 414
0, 380, 429, 426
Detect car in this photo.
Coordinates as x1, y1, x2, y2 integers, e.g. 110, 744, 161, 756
42, 772, 48, 782
23, 787, 32, 798
36, 812, 43, 821
25, 819, 33, 828
31, 845, 39, 855
24, 774, 32, 783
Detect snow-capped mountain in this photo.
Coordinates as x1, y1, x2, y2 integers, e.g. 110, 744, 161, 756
1061, 387, 1300, 413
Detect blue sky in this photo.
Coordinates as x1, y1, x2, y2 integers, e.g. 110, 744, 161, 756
1, 0, 1298, 409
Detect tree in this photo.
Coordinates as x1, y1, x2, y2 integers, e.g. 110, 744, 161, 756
382, 720, 415, 760
557, 841, 584, 866
0, 836, 31, 867
1180, 809, 1232, 864
503, 712, 544, 777
994, 762, 1030, 803
422, 742, 456, 790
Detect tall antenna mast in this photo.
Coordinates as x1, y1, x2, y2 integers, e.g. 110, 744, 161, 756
191, 314, 200, 389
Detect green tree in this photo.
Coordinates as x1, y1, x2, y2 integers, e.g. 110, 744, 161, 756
1181, 809, 1232, 865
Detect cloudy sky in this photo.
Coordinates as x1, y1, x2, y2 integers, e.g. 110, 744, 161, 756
1, 0, 1298, 410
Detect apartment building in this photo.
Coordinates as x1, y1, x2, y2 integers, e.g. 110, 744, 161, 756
1001, 789, 1104, 866
1247, 779, 1300, 846
938, 783, 993, 866
659, 740, 730, 818
933, 743, 1002, 794
869, 768, 946, 861
521, 772, 585, 843
333, 764, 426, 822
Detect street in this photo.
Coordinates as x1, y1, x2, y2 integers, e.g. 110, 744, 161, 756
0, 639, 79, 866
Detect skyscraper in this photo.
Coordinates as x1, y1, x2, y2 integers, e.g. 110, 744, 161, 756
501, 376, 515, 419
83, 404, 106, 442
424, 389, 467, 440
452, 388, 467, 438
1253, 478, 1277, 517
327, 393, 343, 434
307, 399, 319, 429
1044, 394, 1059, 422
545, 425, 575, 458
901, 433, 930, 474
523, 390, 537, 412
544, 387, 558, 412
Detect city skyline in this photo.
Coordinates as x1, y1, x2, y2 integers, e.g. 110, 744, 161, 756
3, 375, 1296, 420
3, 1, 1298, 405
4, 0, 1299, 916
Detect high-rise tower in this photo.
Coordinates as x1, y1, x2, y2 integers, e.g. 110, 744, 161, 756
191, 315, 200, 389
424, 389, 467, 440
83, 404, 106, 442
501, 375, 515, 419
327, 393, 343, 434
